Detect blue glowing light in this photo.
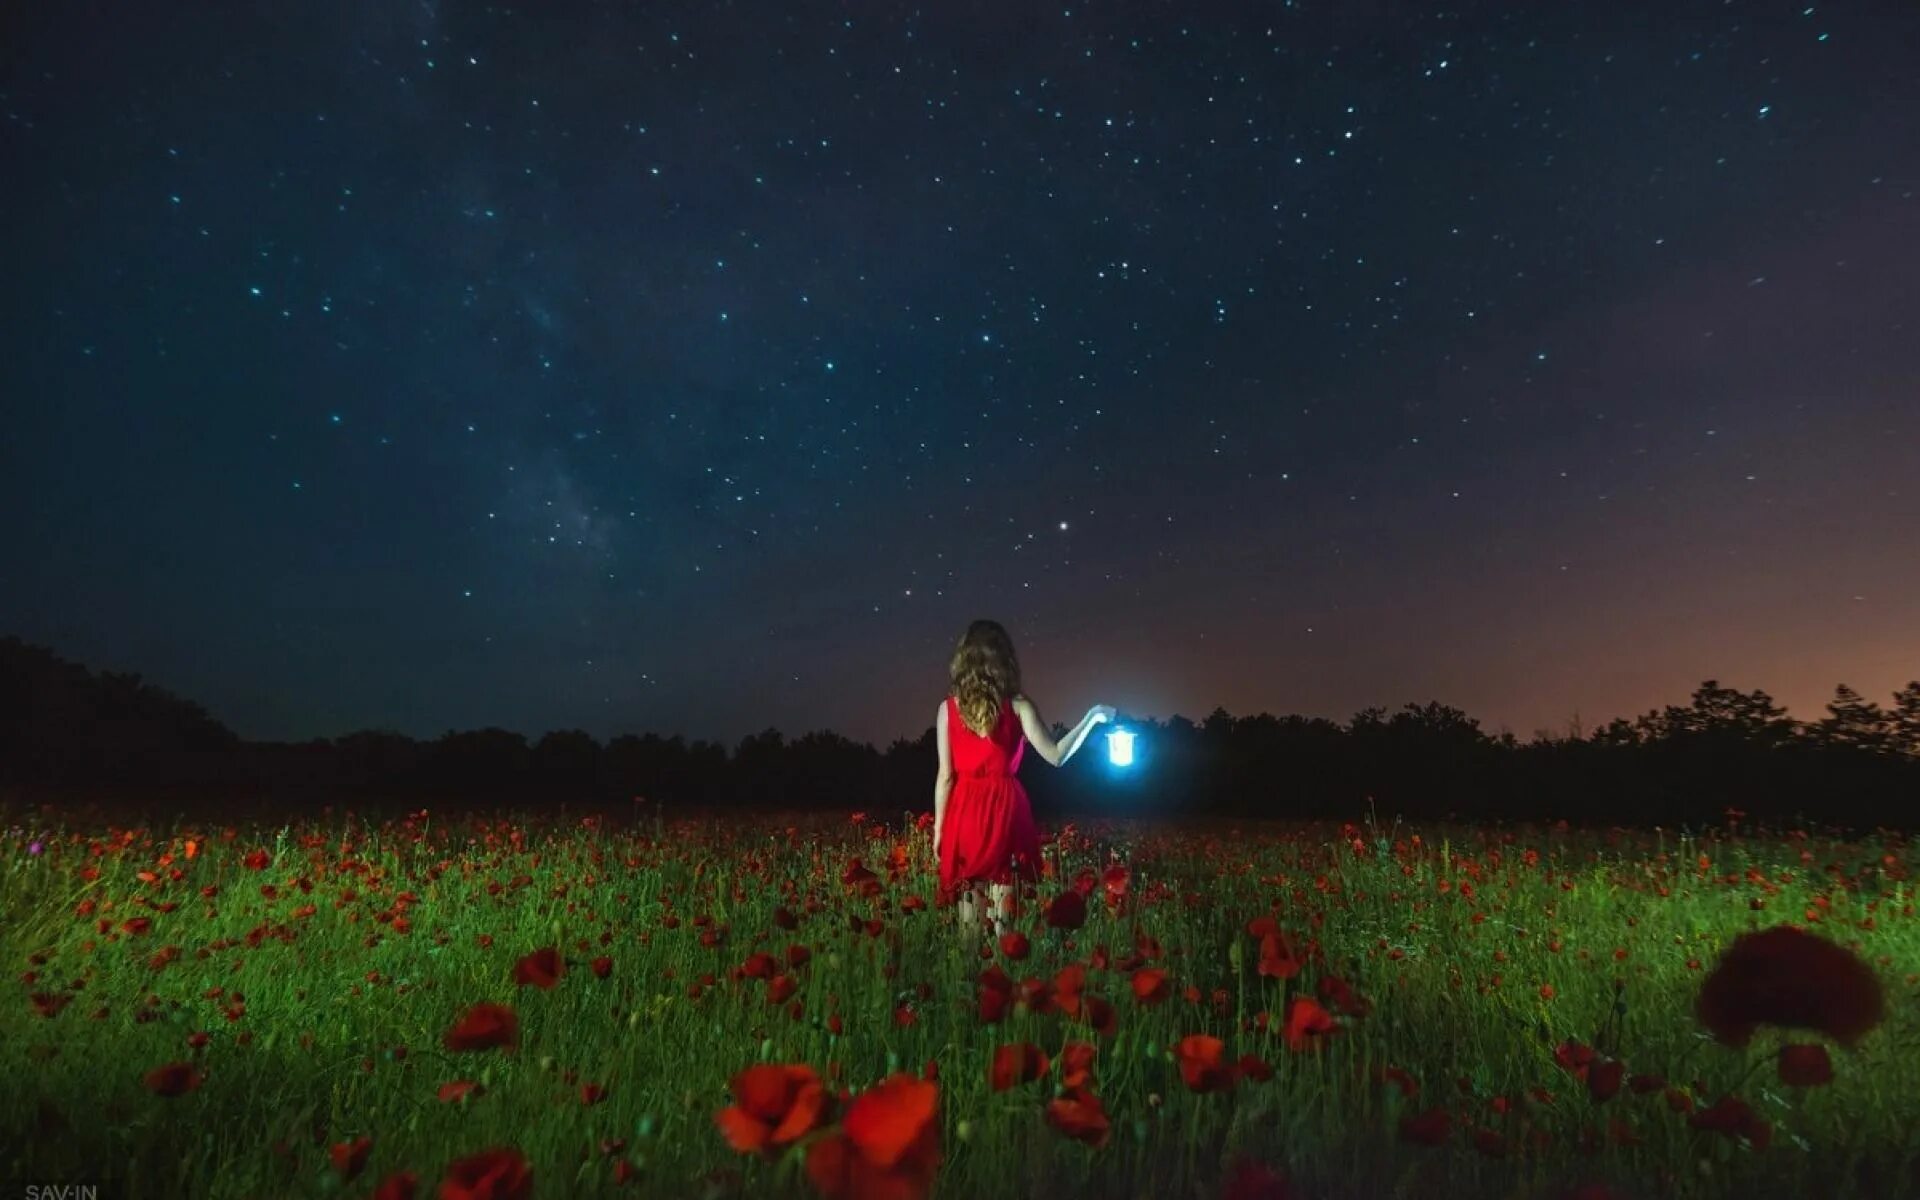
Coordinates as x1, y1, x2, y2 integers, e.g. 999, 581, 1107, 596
1106, 727, 1135, 767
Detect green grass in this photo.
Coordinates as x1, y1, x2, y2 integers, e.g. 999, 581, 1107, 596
1, 806, 1915, 1200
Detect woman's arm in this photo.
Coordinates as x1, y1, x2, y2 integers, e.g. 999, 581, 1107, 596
1012, 696, 1112, 767
933, 701, 955, 852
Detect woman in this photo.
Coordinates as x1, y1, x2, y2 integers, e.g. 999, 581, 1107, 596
934, 618, 1114, 936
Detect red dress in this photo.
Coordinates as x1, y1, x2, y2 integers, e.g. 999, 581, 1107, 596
937, 694, 1043, 899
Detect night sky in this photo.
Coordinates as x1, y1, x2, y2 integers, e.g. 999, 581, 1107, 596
4, 2, 1917, 750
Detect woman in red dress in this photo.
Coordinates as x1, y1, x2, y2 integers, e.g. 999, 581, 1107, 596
935, 619, 1114, 936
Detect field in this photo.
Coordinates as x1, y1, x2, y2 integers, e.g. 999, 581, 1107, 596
2, 805, 1916, 1200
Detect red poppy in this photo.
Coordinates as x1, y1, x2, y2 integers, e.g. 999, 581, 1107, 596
1283, 996, 1337, 1052
806, 1075, 941, 1200
741, 953, 777, 980
444, 1003, 519, 1052
714, 1063, 828, 1154
438, 1080, 482, 1103
331, 1136, 373, 1180
1696, 925, 1885, 1048
1371, 1065, 1418, 1099
1553, 1039, 1596, 1081
999, 931, 1030, 960
1315, 974, 1371, 1018
989, 1042, 1049, 1091
513, 948, 564, 989
977, 966, 1014, 1023
1257, 933, 1302, 980
1131, 968, 1170, 1005
1175, 1034, 1236, 1093
244, 849, 271, 871
1045, 1085, 1111, 1148
1051, 963, 1084, 1018
1237, 1053, 1274, 1083
440, 1146, 532, 1200
143, 1061, 203, 1097
1777, 1043, 1833, 1087
1084, 995, 1118, 1037
1587, 1059, 1624, 1103
590, 956, 613, 979
369, 1171, 416, 1200
1046, 891, 1087, 930
1689, 1094, 1772, 1150
1398, 1106, 1452, 1146
1060, 1041, 1096, 1089
1221, 1157, 1294, 1200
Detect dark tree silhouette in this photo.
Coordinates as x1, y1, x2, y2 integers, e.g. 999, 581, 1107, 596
1814, 685, 1894, 754
3, 636, 1917, 830
1889, 682, 1920, 757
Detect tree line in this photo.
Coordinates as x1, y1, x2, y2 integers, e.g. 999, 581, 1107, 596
3, 636, 1917, 829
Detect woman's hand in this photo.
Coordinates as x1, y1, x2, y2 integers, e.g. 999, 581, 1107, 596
1089, 704, 1117, 724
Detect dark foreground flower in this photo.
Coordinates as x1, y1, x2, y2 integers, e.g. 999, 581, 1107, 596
1695, 925, 1884, 1047
1777, 1043, 1834, 1088
443, 1003, 519, 1052
440, 1147, 532, 1200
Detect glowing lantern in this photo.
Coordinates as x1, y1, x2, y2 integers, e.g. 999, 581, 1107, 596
1106, 726, 1135, 767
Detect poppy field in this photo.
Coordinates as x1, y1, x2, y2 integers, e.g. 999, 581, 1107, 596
3, 807, 1917, 1200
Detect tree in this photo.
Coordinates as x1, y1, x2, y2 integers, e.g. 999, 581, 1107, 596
1813, 685, 1893, 753
534, 729, 601, 793
1661, 680, 1796, 745
1891, 682, 1920, 757
1590, 717, 1643, 747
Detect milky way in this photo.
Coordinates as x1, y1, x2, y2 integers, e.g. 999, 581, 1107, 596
3, 2, 1916, 747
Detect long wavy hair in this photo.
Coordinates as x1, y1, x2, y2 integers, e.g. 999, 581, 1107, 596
948, 619, 1023, 737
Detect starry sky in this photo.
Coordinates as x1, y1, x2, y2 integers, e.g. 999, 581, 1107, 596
4, 1, 1917, 749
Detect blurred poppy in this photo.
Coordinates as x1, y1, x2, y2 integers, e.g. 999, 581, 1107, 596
1315, 974, 1370, 1018
1046, 1086, 1111, 1148
1777, 1043, 1833, 1087
440, 1146, 532, 1200
1046, 892, 1087, 930
1587, 1059, 1624, 1103
989, 1042, 1049, 1091
143, 1061, 202, 1097
1398, 1106, 1451, 1146
1689, 1094, 1772, 1150
1176, 1034, 1236, 1093
444, 1003, 518, 1052
373, 1171, 418, 1200
807, 1075, 941, 1200
331, 1136, 372, 1180
977, 966, 1014, 1023
1257, 933, 1302, 980
513, 948, 563, 989
1131, 968, 1170, 1005
1696, 926, 1884, 1048
1220, 1157, 1293, 1200
1060, 1041, 1096, 1089
715, 1063, 828, 1154
1283, 996, 1337, 1052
